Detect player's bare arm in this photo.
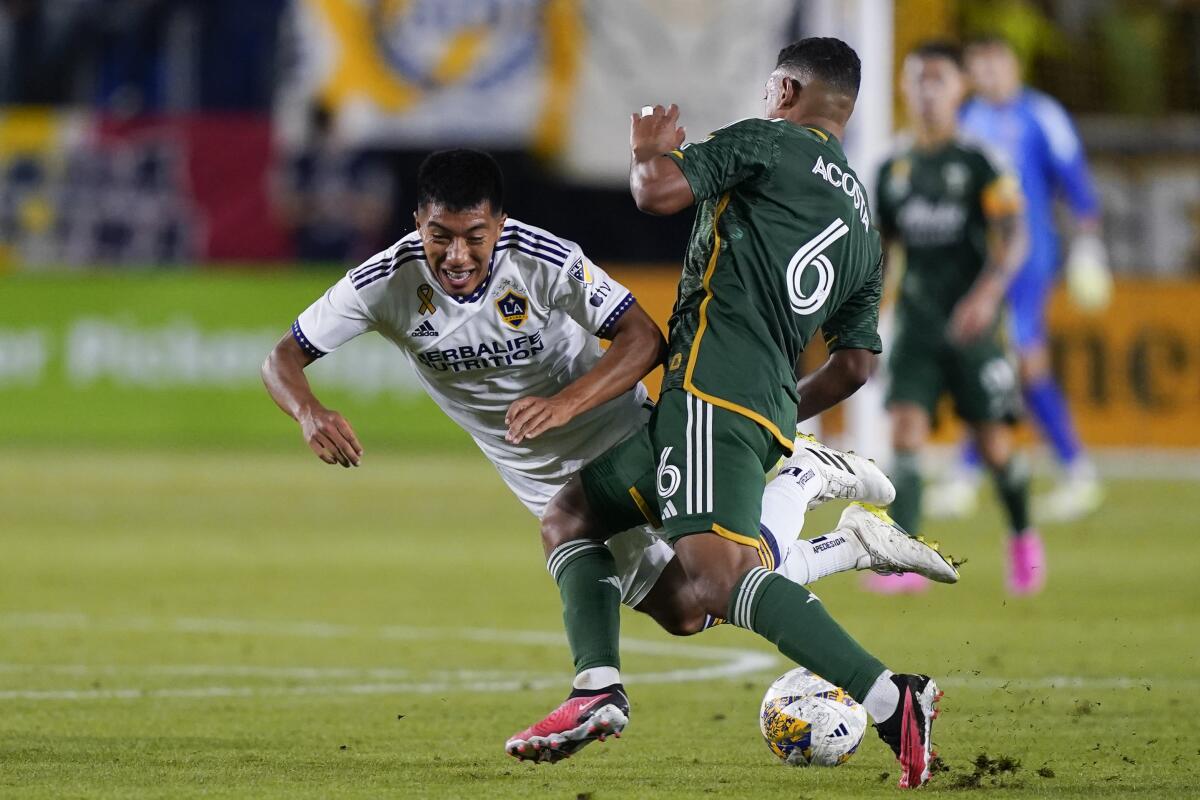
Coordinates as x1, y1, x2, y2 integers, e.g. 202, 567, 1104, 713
262, 333, 363, 467
506, 302, 666, 444
794, 348, 876, 423
949, 209, 1027, 343
628, 104, 694, 216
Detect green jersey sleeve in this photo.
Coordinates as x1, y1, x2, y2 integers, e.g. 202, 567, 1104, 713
972, 149, 1023, 219
821, 255, 883, 354
665, 118, 781, 201
874, 159, 897, 239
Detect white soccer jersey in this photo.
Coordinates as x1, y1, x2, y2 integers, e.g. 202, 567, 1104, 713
294, 218, 652, 492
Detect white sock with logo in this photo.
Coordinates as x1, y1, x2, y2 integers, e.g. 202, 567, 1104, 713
780, 525, 869, 585
573, 666, 621, 691
759, 464, 824, 546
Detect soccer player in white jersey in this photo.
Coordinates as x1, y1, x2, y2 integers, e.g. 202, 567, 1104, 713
262, 149, 952, 643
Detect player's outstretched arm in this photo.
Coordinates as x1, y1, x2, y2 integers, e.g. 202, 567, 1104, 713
262, 332, 363, 468
505, 303, 666, 445
794, 348, 876, 423
629, 104, 694, 216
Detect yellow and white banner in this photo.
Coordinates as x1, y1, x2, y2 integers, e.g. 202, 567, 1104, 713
278, 0, 579, 151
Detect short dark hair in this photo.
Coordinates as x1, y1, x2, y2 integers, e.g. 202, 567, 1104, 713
910, 40, 964, 68
775, 37, 861, 96
964, 32, 1014, 52
416, 149, 504, 214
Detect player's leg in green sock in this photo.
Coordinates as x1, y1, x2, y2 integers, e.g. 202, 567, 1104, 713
975, 423, 1031, 535
728, 565, 887, 701
889, 450, 922, 534
888, 403, 932, 535
992, 458, 1031, 534
547, 540, 622, 673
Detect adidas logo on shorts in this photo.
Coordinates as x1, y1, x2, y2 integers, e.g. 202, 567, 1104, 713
410, 320, 438, 337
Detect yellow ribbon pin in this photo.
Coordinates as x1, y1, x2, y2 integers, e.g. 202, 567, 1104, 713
417, 283, 436, 315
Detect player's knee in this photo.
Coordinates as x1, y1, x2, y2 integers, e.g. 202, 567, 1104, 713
540, 485, 602, 556
689, 558, 758, 618
540, 504, 587, 555
1018, 345, 1050, 383
889, 404, 929, 451
973, 425, 1012, 467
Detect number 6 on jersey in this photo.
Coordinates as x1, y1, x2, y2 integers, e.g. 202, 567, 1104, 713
788, 218, 849, 315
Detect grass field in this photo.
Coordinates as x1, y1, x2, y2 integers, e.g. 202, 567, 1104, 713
2, 447, 1198, 799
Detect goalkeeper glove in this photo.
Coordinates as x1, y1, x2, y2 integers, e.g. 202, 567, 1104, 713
1065, 232, 1112, 312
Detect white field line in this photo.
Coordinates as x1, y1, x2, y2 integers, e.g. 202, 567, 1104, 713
3, 612, 1194, 702
0, 612, 777, 702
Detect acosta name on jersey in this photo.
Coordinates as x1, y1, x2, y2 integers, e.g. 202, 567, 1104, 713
416, 331, 546, 373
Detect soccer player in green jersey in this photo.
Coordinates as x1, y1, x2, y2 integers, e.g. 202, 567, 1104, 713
508, 38, 955, 789
873, 42, 1037, 595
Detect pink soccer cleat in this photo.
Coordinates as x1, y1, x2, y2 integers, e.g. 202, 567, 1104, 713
505, 687, 629, 763
874, 673, 944, 788
862, 571, 930, 595
1007, 530, 1046, 595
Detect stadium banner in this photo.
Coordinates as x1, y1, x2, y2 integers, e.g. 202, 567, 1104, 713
0, 109, 290, 268
2, 271, 1198, 451
0, 273, 470, 452
278, 0, 579, 153
554, 0, 796, 185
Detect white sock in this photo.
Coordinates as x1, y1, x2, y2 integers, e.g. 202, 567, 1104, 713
862, 669, 900, 723
760, 464, 824, 545
1065, 458, 1097, 482
573, 666, 621, 690
778, 525, 868, 585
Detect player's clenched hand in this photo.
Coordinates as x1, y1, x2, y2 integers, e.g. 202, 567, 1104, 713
630, 103, 686, 162
298, 406, 363, 467
505, 395, 575, 445
949, 288, 1000, 345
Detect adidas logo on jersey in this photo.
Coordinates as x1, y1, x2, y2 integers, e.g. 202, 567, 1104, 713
410, 320, 439, 337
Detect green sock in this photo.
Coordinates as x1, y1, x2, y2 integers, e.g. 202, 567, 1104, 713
728, 567, 886, 702
991, 455, 1031, 534
547, 540, 622, 673
889, 450, 922, 534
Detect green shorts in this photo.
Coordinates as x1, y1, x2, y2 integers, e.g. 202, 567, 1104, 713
581, 389, 786, 555
886, 331, 1022, 424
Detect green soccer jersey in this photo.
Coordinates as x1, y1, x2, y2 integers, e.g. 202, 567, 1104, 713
662, 118, 884, 451
875, 137, 1022, 341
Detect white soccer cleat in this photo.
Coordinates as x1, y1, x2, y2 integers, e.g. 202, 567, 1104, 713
839, 502, 959, 584
924, 475, 979, 520
1035, 474, 1103, 523
781, 433, 895, 509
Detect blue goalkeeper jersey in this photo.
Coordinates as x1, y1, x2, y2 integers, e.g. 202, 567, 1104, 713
960, 88, 1098, 272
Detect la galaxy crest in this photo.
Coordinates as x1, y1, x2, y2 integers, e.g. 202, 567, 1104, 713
496, 289, 529, 330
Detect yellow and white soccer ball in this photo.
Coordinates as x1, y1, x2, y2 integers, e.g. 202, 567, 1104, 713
760, 667, 869, 767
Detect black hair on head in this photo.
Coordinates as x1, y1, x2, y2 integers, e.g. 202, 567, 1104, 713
910, 40, 964, 68
416, 149, 504, 214
775, 37, 861, 96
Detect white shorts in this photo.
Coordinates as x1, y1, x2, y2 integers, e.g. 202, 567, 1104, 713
494, 462, 674, 608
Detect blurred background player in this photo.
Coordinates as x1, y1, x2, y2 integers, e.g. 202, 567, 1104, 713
928, 33, 1110, 523
873, 41, 1041, 595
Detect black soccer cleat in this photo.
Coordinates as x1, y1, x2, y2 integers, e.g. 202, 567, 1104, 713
874, 673, 942, 788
